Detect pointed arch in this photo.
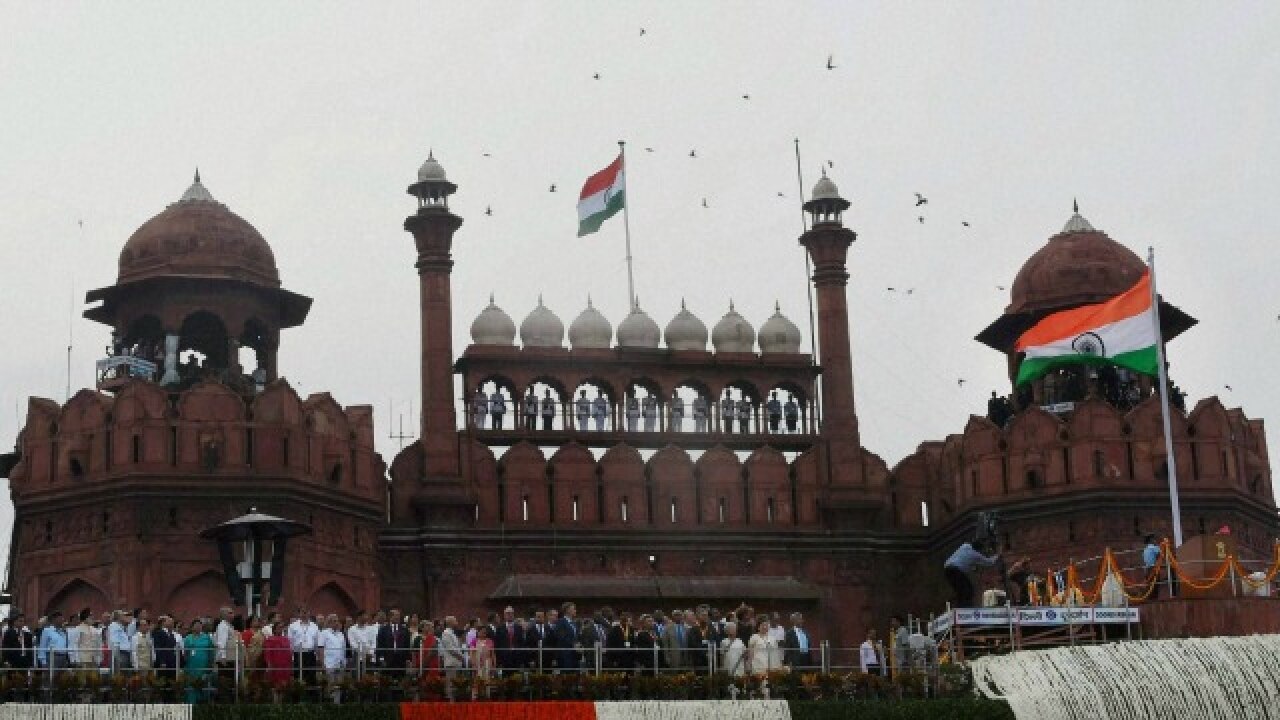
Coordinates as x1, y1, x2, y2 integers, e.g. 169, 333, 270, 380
45, 577, 109, 617
307, 581, 359, 617
165, 570, 230, 620
177, 381, 248, 422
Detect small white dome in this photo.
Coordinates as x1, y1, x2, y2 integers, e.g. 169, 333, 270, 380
470, 293, 516, 346
569, 296, 612, 349
178, 169, 216, 204
418, 150, 448, 182
519, 295, 565, 347
811, 169, 840, 201
664, 299, 708, 351
712, 301, 756, 353
759, 302, 802, 353
1062, 199, 1097, 234
617, 298, 661, 349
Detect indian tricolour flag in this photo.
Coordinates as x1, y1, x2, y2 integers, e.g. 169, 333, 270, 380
1015, 271, 1159, 386
577, 153, 625, 237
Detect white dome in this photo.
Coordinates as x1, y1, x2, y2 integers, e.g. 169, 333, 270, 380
568, 296, 612, 349
470, 293, 516, 346
811, 169, 840, 201
617, 299, 661, 349
759, 302, 802, 354
418, 150, 448, 182
178, 169, 216, 204
711, 301, 756, 353
664, 299, 708, 351
519, 295, 565, 347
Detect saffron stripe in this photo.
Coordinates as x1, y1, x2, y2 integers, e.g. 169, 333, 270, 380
1015, 271, 1151, 351
579, 154, 624, 200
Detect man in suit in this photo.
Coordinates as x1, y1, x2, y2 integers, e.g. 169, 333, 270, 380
376, 608, 411, 675
493, 606, 524, 673
1, 613, 34, 669
783, 612, 814, 670
606, 611, 637, 672
686, 609, 709, 674
523, 609, 550, 671
554, 602, 580, 672
660, 609, 685, 669
634, 614, 657, 674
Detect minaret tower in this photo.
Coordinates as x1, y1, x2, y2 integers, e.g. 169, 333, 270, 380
801, 170, 860, 447
405, 152, 463, 480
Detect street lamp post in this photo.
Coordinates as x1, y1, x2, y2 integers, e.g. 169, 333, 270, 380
200, 508, 311, 617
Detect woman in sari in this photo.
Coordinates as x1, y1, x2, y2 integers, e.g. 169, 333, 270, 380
243, 617, 266, 682
182, 620, 215, 704
413, 619, 440, 678
470, 625, 495, 700
262, 619, 293, 701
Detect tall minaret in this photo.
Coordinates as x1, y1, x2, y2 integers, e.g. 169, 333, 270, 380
800, 170, 863, 486
405, 152, 463, 479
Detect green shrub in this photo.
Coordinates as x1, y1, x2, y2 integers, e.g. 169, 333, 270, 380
789, 698, 1015, 720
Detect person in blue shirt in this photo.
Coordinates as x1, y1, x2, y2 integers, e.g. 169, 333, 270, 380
944, 539, 1000, 608
1142, 534, 1164, 598
37, 611, 70, 670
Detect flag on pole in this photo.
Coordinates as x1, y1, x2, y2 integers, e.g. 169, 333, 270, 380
1014, 271, 1158, 386
577, 153, 625, 237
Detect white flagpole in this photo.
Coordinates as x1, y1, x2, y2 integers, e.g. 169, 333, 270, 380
618, 140, 636, 309
1147, 246, 1184, 547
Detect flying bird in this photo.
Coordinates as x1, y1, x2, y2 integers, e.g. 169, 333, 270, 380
701, 198, 709, 208
742, 94, 750, 100
485, 206, 493, 216
1225, 384, 1233, 391
593, 73, 601, 80
640, 28, 646, 36
644, 147, 655, 152
689, 149, 697, 158
827, 160, 834, 169
776, 192, 785, 197
918, 216, 925, 224
996, 285, 1006, 291
914, 193, 928, 206
957, 378, 967, 386
886, 287, 896, 292
826, 54, 836, 70
962, 221, 971, 227
905, 288, 915, 295
482, 152, 492, 158
549, 184, 557, 193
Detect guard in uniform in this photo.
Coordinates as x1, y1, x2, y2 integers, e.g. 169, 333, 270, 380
592, 392, 609, 431
692, 394, 708, 432
669, 390, 684, 432
625, 394, 641, 432
720, 390, 736, 433
641, 393, 657, 432
766, 391, 782, 433
575, 390, 591, 431
472, 388, 489, 429
541, 389, 557, 431
783, 395, 799, 433
736, 396, 752, 434
523, 390, 539, 430
490, 389, 507, 429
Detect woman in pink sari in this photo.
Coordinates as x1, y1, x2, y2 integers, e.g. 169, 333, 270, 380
262, 619, 293, 699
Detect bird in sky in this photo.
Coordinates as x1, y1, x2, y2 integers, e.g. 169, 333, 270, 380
827, 160, 834, 169
742, 94, 750, 100
915, 193, 928, 206
962, 221, 971, 227
549, 184, 557, 193
482, 152, 492, 158
776, 192, 785, 197
689, 149, 697, 158
701, 198, 709, 208
905, 288, 915, 295
1225, 384, 1233, 391
640, 28, 646, 36
887, 287, 896, 292
485, 206, 493, 216
827, 54, 836, 70
918, 216, 925, 224
957, 378, 967, 386
593, 73, 601, 80
996, 285, 1006, 291
644, 147, 655, 153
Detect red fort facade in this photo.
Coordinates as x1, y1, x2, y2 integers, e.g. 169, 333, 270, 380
3, 160, 1276, 646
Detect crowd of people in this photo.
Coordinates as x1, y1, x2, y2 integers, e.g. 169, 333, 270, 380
0, 602, 938, 698
472, 386, 806, 435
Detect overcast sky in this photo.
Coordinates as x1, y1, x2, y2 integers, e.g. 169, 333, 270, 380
3, 2, 1279, 568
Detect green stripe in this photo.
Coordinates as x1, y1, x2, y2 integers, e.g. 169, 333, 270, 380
577, 189, 625, 237
1015, 345, 1159, 386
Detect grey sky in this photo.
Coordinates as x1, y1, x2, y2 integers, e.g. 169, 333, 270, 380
3, 2, 1279, 564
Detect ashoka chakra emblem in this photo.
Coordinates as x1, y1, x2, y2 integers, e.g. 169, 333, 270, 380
1071, 331, 1105, 357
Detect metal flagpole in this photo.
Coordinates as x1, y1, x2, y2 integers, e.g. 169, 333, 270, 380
618, 140, 637, 309
1147, 246, 1184, 547
794, 139, 822, 425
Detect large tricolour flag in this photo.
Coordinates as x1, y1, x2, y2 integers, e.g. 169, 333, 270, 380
577, 153, 625, 237
1015, 270, 1159, 386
